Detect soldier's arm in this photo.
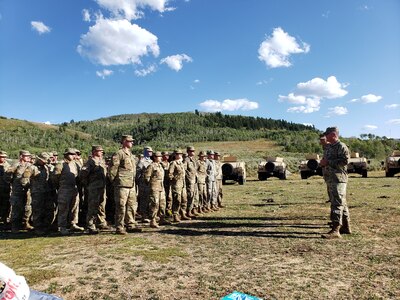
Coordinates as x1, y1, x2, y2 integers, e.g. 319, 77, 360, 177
329, 144, 349, 169
50, 163, 63, 189
108, 152, 120, 182
168, 162, 175, 181
144, 164, 153, 184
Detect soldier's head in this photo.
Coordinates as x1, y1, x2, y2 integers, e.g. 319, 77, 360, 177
174, 148, 183, 160
214, 151, 221, 160
0, 151, 8, 163
19, 150, 32, 163
153, 151, 162, 162
319, 134, 328, 146
144, 146, 153, 158
51, 151, 58, 163
91, 145, 104, 158
198, 151, 206, 161
207, 150, 214, 160
324, 127, 339, 143
161, 151, 170, 161
121, 135, 134, 149
186, 146, 195, 157
64, 148, 77, 161
36, 152, 50, 166
74, 149, 81, 159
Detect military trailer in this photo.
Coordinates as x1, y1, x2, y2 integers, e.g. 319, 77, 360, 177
258, 157, 287, 180
347, 152, 369, 178
299, 153, 323, 179
384, 150, 400, 177
221, 155, 246, 185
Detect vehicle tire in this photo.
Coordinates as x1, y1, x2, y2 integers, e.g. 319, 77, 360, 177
279, 170, 287, 180
300, 171, 308, 179
258, 173, 267, 181
362, 170, 368, 178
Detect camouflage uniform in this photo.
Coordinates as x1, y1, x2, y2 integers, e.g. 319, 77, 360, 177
80, 155, 108, 232
325, 140, 350, 226
214, 155, 224, 207
160, 154, 172, 214
136, 153, 153, 220
0, 154, 11, 224
144, 155, 166, 225
196, 152, 207, 212
52, 151, 81, 232
205, 153, 218, 209
168, 152, 188, 221
184, 151, 199, 216
109, 147, 138, 232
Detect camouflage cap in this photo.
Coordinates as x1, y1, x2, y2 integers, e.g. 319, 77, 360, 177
91, 145, 104, 152
37, 152, 50, 163
144, 146, 153, 152
174, 148, 183, 154
19, 150, 32, 156
206, 150, 214, 155
52, 151, 58, 156
64, 148, 77, 155
198, 151, 206, 157
74, 148, 81, 155
186, 146, 195, 151
161, 151, 170, 156
153, 151, 162, 157
324, 126, 338, 135
121, 135, 134, 143
0, 151, 8, 157
214, 151, 220, 156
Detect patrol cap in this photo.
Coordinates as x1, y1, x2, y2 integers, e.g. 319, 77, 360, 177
144, 146, 153, 152
324, 126, 338, 135
91, 145, 104, 152
214, 151, 220, 156
74, 149, 81, 155
37, 152, 50, 163
174, 148, 183, 154
153, 151, 162, 157
0, 151, 8, 157
206, 150, 214, 155
121, 135, 134, 143
161, 151, 170, 156
198, 151, 206, 157
64, 148, 77, 155
19, 150, 32, 156
52, 151, 58, 156
186, 146, 195, 151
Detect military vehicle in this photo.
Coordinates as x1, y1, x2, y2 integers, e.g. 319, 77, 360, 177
299, 154, 323, 179
347, 152, 369, 178
384, 150, 400, 177
221, 155, 246, 185
258, 157, 287, 180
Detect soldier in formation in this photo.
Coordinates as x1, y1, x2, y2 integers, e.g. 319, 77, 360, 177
0, 151, 11, 226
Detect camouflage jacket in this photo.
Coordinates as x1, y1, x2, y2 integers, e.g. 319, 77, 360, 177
52, 159, 79, 191
144, 161, 164, 192
196, 160, 207, 184
168, 160, 185, 186
215, 160, 222, 180
161, 160, 170, 184
109, 148, 136, 188
80, 157, 107, 189
0, 161, 10, 190
184, 156, 197, 182
205, 159, 216, 182
6, 162, 34, 194
324, 140, 350, 183
136, 157, 152, 185
30, 164, 51, 194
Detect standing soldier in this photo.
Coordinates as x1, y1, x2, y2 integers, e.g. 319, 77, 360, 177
168, 149, 190, 222
109, 135, 142, 235
320, 127, 351, 239
206, 150, 218, 211
52, 148, 84, 235
29, 152, 54, 235
184, 146, 199, 218
6, 150, 34, 233
74, 149, 86, 227
144, 151, 169, 228
161, 151, 172, 217
214, 151, 224, 208
0, 151, 11, 226
196, 151, 208, 213
136, 146, 153, 222
80, 145, 108, 234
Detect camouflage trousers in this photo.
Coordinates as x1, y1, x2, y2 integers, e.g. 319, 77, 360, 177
57, 188, 79, 229
216, 179, 223, 206
164, 180, 172, 214
31, 192, 56, 231
10, 191, 31, 229
0, 188, 11, 223
197, 182, 207, 208
86, 186, 107, 230
148, 189, 166, 219
137, 182, 150, 218
206, 180, 218, 207
171, 183, 187, 216
114, 185, 137, 231
186, 180, 199, 212
327, 181, 350, 225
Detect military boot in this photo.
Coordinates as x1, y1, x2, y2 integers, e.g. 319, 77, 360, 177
180, 211, 191, 221
340, 218, 352, 234
173, 214, 181, 223
202, 206, 209, 213
211, 205, 219, 211
23, 222, 34, 231
159, 216, 172, 225
70, 224, 85, 232
197, 207, 204, 214
191, 208, 200, 217
150, 218, 159, 228
59, 227, 70, 236
322, 223, 342, 239
187, 210, 196, 218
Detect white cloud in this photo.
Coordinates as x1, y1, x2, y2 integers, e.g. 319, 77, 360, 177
31, 21, 51, 34
387, 119, 400, 125
194, 79, 200, 83
327, 106, 348, 116
258, 27, 310, 68
360, 94, 382, 103
96, 69, 114, 79
160, 54, 192, 71
199, 98, 259, 112
302, 123, 314, 127
95, 0, 171, 21
82, 9, 91, 22
77, 18, 159, 66
362, 125, 378, 131
44, 121, 51, 125
385, 104, 399, 109
134, 64, 157, 77
296, 76, 348, 99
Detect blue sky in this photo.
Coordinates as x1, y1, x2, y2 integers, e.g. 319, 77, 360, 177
0, 0, 399, 138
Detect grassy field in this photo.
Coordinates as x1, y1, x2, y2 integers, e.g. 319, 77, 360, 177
1, 169, 399, 299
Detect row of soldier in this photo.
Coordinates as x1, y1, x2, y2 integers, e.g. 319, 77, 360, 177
0, 134, 224, 235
